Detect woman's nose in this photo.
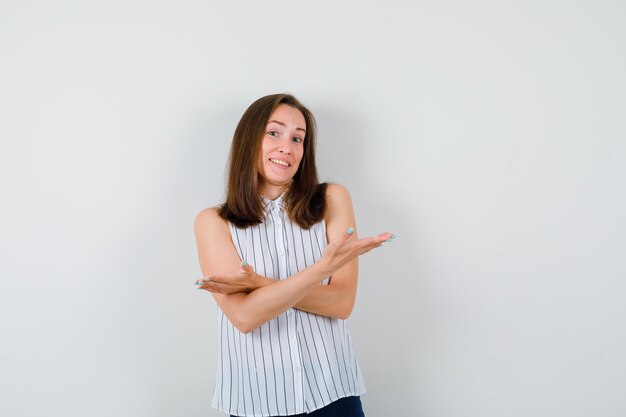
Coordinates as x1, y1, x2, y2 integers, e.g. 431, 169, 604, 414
278, 139, 292, 154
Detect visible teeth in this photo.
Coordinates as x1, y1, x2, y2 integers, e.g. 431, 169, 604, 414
270, 158, 290, 167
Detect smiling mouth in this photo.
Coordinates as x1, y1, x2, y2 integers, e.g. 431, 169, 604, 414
269, 158, 291, 167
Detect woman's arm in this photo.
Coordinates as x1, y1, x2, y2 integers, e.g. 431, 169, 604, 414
295, 183, 362, 318
197, 185, 393, 320
194, 199, 391, 333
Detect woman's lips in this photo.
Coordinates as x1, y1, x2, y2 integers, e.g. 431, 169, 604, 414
269, 158, 291, 168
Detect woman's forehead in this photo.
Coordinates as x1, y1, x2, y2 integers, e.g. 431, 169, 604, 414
268, 104, 306, 130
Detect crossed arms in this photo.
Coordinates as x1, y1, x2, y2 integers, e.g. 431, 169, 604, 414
194, 184, 392, 333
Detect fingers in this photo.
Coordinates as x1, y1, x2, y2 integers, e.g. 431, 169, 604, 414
241, 260, 255, 273
327, 229, 394, 257
348, 232, 396, 255
195, 260, 256, 294
340, 226, 356, 244
196, 261, 254, 283
355, 232, 394, 247
334, 228, 393, 248
196, 278, 219, 292
196, 278, 240, 294
198, 273, 229, 284
381, 233, 396, 245
199, 282, 219, 293
328, 227, 356, 249
194, 273, 227, 292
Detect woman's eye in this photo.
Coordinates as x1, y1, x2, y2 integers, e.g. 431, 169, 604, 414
267, 130, 279, 137
292, 137, 303, 143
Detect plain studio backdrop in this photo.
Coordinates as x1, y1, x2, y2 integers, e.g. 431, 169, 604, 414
1, 1, 625, 416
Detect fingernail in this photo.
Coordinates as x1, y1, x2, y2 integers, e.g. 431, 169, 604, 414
346, 227, 354, 235
390, 234, 396, 239
242, 260, 247, 267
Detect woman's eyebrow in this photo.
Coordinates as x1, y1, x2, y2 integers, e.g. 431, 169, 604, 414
267, 120, 306, 133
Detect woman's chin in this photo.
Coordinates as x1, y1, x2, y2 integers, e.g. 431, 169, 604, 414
260, 179, 291, 194
263, 172, 293, 186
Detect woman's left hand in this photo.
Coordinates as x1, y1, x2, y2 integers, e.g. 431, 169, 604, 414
196, 262, 261, 294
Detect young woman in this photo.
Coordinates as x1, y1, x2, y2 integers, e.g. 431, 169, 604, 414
194, 93, 394, 417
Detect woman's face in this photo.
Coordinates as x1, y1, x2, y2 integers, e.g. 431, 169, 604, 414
258, 104, 306, 197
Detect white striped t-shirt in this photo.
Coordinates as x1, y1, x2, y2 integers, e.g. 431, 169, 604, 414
212, 195, 366, 417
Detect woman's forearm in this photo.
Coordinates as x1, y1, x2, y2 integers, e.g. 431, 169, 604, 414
228, 262, 330, 333
204, 226, 390, 332
251, 274, 354, 319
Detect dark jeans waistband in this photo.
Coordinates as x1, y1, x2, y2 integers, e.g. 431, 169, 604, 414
230, 395, 365, 417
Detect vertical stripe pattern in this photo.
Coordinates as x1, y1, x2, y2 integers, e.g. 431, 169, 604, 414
212, 195, 366, 417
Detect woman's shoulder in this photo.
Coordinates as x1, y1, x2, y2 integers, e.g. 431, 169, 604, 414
194, 206, 229, 234
325, 182, 352, 204
323, 183, 354, 223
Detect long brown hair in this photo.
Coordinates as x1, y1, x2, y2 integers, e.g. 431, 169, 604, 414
219, 93, 327, 229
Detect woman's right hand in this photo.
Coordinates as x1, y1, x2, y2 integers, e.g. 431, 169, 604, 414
318, 228, 394, 277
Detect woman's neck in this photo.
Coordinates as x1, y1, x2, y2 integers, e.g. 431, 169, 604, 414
261, 183, 288, 200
